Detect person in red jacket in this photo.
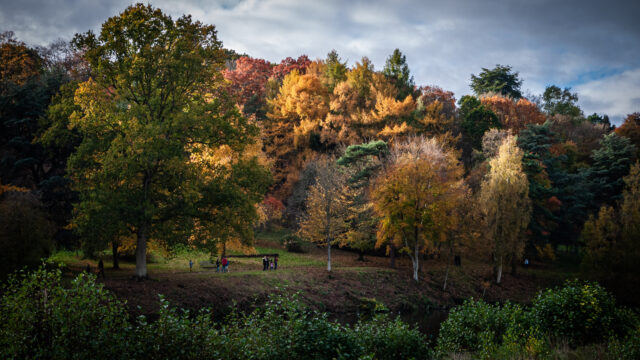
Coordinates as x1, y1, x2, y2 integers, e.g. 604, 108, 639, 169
221, 257, 228, 273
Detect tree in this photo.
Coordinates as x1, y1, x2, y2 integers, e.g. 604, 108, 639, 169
298, 157, 349, 272
470, 64, 523, 99
69, 4, 261, 278
582, 163, 640, 302
382, 49, 414, 100
479, 135, 531, 283
372, 137, 465, 281
589, 133, 637, 208
222, 56, 272, 118
458, 95, 501, 150
481, 95, 546, 134
337, 140, 389, 261
616, 112, 640, 158
0, 189, 54, 277
542, 85, 582, 117
324, 50, 347, 92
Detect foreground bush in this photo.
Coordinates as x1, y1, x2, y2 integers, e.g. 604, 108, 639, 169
436, 280, 640, 359
0, 267, 430, 360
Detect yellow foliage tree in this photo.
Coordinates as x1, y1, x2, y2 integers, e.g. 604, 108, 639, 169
479, 135, 531, 284
372, 137, 465, 281
298, 157, 349, 271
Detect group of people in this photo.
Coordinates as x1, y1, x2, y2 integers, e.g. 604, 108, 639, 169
217, 257, 229, 272
85, 259, 105, 279
262, 255, 278, 271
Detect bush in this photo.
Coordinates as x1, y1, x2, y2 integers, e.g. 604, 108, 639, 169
282, 234, 304, 253
0, 191, 54, 277
0, 266, 130, 360
529, 280, 618, 345
352, 314, 432, 360
436, 299, 526, 354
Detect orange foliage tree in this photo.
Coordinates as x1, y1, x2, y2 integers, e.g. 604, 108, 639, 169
481, 95, 545, 133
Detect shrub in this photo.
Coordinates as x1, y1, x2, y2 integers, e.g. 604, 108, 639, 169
436, 299, 528, 357
529, 280, 617, 345
0, 266, 130, 360
352, 314, 432, 360
282, 233, 304, 253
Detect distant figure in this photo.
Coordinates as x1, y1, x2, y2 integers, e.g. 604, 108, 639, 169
189, 259, 193, 272
274, 256, 278, 270
262, 256, 268, 271
524, 258, 529, 268
85, 263, 91, 274
216, 258, 221, 272
221, 257, 228, 272
98, 259, 105, 279
269, 258, 274, 270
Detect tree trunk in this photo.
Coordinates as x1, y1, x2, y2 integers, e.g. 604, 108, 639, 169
222, 240, 226, 258
389, 244, 396, 268
496, 256, 503, 284
412, 244, 420, 281
327, 238, 332, 272
112, 239, 120, 269
357, 251, 364, 261
135, 224, 148, 279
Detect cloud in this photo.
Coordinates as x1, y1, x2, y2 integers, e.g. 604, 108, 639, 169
1, 0, 639, 119
575, 68, 640, 125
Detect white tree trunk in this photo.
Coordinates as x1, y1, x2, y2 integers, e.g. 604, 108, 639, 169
496, 256, 503, 284
327, 239, 332, 272
412, 244, 419, 281
135, 226, 148, 278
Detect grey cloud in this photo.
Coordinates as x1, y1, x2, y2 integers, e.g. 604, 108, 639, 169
1, 0, 638, 120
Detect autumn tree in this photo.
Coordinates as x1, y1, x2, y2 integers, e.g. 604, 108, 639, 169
481, 94, 546, 134
470, 64, 523, 99
372, 137, 465, 281
298, 157, 349, 272
223, 56, 272, 118
479, 135, 531, 283
616, 112, 640, 158
68, 4, 262, 278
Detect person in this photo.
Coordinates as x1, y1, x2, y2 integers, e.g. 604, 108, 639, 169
189, 259, 193, 272
98, 259, 105, 279
524, 258, 529, 268
269, 258, 274, 270
221, 257, 228, 273
274, 255, 278, 270
262, 256, 267, 271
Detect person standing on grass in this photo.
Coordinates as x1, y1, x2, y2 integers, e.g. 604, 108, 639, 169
216, 258, 221, 272
274, 255, 278, 270
262, 256, 267, 271
189, 259, 193, 272
222, 257, 228, 272
98, 259, 105, 279
269, 258, 274, 270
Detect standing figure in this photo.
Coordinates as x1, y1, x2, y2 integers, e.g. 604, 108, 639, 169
262, 256, 267, 271
222, 257, 228, 272
98, 259, 105, 279
216, 258, 221, 272
269, 258, 274, 270
274, 256, 278, 270
189, 259, 193, 272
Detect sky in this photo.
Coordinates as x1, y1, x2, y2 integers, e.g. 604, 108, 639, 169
1, 0, 639, 124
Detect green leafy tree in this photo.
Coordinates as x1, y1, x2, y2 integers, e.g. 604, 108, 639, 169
382, 48, 414, 100
542, 85, 582, 117
459, 95, 501, 150
470, 64, 523, 99
337, 140, 389, 261
68, 4, 261, 278
324, 49, 347, 92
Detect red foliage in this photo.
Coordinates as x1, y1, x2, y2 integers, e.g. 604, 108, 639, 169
271, 55, 311, 81
418, 85, 456, 118
223, 56, 272, 108
263, 195, 285, 212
